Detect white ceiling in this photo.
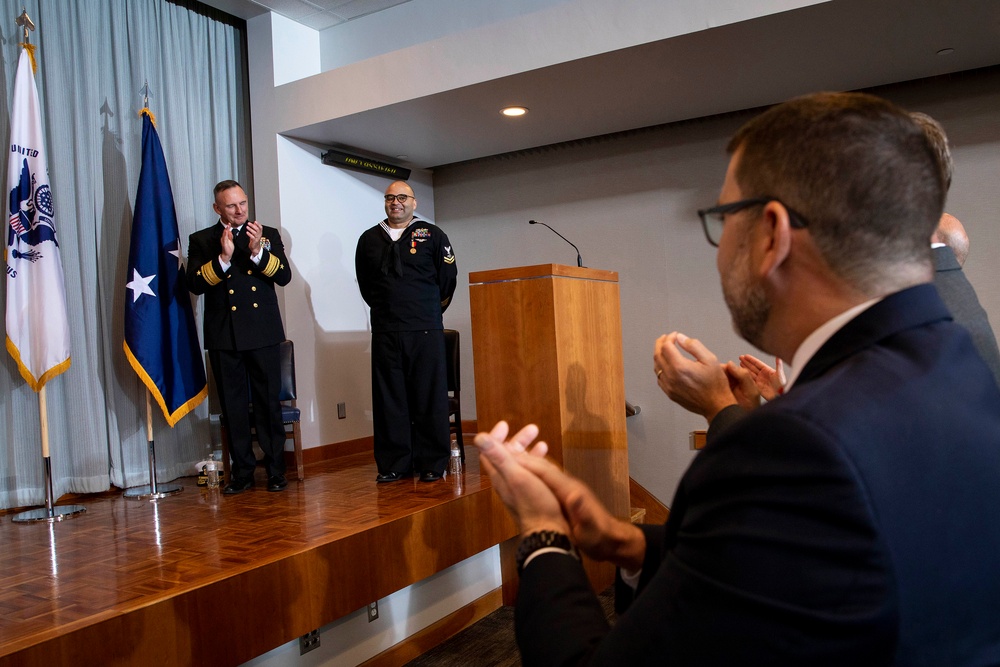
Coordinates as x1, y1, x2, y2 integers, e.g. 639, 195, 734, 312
210, 0, 412, 30
206, 0, 1000, 169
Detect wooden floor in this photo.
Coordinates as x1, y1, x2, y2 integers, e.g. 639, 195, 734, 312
0, 447, 516, 666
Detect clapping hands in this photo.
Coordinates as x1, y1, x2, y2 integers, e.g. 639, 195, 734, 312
475, 421, 646, 571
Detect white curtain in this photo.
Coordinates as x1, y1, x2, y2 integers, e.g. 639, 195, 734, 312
0, 0, 248, 508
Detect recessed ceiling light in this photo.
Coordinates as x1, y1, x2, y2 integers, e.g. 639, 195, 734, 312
936, 48, 955, 56
501, 106, 528, 117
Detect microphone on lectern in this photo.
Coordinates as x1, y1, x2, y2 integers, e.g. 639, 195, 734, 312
528, 220, 583, 267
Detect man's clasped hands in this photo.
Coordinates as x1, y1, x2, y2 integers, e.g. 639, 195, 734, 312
474, 333, 786, 571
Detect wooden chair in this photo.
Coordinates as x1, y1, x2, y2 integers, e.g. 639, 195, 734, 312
444, 329, 464, 461
219, 340, 304, 482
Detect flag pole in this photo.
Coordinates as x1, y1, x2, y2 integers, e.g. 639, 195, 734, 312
40, 384, 53, 502
11, 386, 87, 523
9, 10, 84, 524
124, 388, 183, 499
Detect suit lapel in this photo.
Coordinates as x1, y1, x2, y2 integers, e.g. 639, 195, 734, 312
795, 284, 951, 386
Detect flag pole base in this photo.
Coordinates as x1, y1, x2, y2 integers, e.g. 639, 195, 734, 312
123, 483, 183, 500
12, 504, 87, 523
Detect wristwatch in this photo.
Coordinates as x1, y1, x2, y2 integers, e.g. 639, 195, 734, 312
515, 530, 580, 573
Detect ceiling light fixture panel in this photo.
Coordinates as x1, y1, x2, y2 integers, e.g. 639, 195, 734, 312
501, 106, 529, 117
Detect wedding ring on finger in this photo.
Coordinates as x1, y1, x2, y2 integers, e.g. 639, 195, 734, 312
655, 368, 663, 379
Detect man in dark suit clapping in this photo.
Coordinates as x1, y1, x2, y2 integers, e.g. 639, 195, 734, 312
476, 93, 1000, 666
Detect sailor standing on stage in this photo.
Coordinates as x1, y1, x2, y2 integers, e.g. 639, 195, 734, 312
355, 180, 458, 483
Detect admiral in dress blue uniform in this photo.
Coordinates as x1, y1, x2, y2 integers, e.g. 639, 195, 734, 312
187, 180, 292, 494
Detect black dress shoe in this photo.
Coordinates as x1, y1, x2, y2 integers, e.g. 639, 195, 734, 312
419, 470, 442, 483
223, 477, 254, 495
376, 471, 408, 483
267, 475, 287, 492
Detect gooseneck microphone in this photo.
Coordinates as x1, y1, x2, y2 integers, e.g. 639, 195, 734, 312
528, 220, 583, 267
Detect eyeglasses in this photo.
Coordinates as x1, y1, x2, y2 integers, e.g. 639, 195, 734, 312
697, 197, 808, 247
384, 194, 413, 203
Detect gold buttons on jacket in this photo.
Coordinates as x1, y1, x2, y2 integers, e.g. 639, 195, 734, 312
247, 270, 252, 275
229, 289, 234, 295
251, 286, 257, 291
231, 306, 237, 311
253, 303, 259, 308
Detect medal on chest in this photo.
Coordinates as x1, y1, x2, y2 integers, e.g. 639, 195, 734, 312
410, 227, 431, 254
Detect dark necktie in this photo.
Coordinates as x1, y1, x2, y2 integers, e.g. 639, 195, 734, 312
381, 242, 403, 277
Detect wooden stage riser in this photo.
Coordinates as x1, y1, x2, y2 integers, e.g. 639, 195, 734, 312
3, 477, 516, 666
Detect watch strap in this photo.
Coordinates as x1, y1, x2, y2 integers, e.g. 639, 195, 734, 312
515, 530, 579, 573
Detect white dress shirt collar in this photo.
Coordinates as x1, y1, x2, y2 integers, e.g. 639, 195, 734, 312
783, 297, 882, 392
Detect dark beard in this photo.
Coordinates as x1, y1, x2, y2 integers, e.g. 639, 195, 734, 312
723, 266, 770, 349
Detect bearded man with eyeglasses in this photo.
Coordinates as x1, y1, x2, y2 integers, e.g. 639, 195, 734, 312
355, 180, 458, 483
474, 93, 1000, 666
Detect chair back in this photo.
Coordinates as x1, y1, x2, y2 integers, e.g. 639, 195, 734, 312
278, 339, 297, 402
444, 330, 460, 392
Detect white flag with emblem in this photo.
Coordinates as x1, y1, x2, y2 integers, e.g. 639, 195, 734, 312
4, 48, 71, 391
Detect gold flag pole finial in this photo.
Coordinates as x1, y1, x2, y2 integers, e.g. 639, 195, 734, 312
16, 9, 37, 73
138, 80, 157, 128
16, 8, 34, 42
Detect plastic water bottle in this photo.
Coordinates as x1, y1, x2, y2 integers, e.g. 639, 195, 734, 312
205, 460, 220, 489
448, 441, 462, 476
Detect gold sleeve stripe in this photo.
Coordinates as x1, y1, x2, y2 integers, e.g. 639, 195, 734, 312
263, 254, 281, 277
201, 261, 221, 286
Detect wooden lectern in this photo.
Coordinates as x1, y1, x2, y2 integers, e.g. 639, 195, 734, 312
469, 264, 630, 602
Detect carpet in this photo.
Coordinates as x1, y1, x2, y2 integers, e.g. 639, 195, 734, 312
406, 586, 616, 666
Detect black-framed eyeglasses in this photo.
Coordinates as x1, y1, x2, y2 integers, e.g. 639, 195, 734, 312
384, 194, 413, 203
697, 197, 808, 247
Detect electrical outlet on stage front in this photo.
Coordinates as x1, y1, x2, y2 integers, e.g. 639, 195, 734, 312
368, 601, 379, 622
299, 629, 320, 654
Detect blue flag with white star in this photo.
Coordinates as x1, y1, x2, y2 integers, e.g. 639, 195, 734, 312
124, 110, 206, 426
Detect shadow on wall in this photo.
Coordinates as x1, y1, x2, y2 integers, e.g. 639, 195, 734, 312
290, 224, 375, 444
312, 323, 373, 441
99, 99, 146, 444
